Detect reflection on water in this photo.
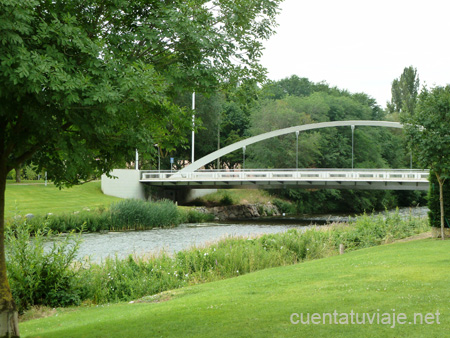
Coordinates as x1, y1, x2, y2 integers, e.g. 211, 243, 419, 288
67, 206, 428, 262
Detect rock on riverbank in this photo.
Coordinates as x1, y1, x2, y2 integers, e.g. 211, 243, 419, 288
193, 203, 280, 221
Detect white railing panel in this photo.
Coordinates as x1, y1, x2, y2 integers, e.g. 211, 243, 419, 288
140, 169, 430, 183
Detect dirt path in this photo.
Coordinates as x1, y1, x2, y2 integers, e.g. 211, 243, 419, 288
394, 231, 432, 243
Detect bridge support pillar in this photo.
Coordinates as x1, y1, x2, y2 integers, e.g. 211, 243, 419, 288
101, 169, 146, 200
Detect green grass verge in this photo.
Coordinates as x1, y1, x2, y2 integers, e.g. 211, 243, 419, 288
5, 181, 121, 217
20, 239, 449, 337
191, 189, 275, 206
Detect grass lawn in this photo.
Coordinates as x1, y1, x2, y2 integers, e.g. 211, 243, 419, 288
19, 239, 449, 337
5, 181, 121, 218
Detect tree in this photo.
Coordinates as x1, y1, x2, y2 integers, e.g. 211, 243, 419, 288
246, 77, 412, 213
401, 85, 450, 240
387, 66, 420, 115
261, 75, 313, 99
0, 0, 282, 336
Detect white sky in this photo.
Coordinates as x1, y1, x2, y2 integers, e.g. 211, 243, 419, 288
260, 0, 450, 108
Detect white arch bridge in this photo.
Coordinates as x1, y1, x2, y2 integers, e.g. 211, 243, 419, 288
139, 121, 430, 192
141, 169, 429, 191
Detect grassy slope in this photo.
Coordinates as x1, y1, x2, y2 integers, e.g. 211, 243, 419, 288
190, 189, 275, 205
5, 181, 121, 218
20, 239, 449, 338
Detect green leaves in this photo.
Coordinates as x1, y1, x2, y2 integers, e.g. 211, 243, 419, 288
387, 66, 420, 114
402, 85, 450, 176
0, 0, 282, 184
401, 85, 450, 237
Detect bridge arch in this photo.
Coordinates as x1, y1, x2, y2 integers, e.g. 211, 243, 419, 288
178, 120, 403, 174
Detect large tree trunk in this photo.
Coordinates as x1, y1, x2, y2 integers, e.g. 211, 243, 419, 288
0, 163, 19, 338
436, 173, 446, 240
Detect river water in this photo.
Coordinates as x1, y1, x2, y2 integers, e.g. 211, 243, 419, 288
69, 206, 428, 262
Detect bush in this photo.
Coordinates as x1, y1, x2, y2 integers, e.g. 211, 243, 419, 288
24, 210, 111, 233
109, 199, 179, 230
17, 199, 184, 233
331, 210, 430, 250
179, 209, 215, 223
273, 198, 295, 214
80, 254, 186, 304
219, 193, 234, 206
6, 221, 83, 313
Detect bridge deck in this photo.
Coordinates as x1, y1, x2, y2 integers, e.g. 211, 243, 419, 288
140, 169, 429, 191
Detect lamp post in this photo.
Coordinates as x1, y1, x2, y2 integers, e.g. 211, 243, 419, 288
295, 130, 299, 170
243, 145, 246, 170
191, 92, 195, 163
135, 149, 139, 170
351, 125, 355, 170
154, 144, 160, 173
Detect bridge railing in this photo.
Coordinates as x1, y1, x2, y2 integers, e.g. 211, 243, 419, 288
140, 169, 430, 181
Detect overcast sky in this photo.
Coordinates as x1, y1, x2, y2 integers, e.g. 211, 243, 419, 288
260, 0, 450, 108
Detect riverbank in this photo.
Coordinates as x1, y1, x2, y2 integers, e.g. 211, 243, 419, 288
61, 206, 429, 262
8, 210, 430, 315
6, 181, 429, 231
191, 202, 281, 220
19, 237, 448, 337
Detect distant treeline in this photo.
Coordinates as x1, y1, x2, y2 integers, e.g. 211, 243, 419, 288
170, 76, 426, 212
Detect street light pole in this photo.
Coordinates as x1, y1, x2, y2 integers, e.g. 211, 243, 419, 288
191, 92, 195, 163
135, 149, 139, 170
351, 125, 355, 170
243, 145, 246, 170
295, 131, 299, 170
154, 144, 160, 172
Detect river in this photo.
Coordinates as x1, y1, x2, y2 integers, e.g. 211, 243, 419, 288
70, 206, 428, 262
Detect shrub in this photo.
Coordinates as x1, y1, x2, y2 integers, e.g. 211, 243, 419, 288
179, 209, 215, 223
6, 221, 83, 313
331, 209, 430, 250
109, 199, 179, 230
79, 254, 187, 304
273, 198, 295, 214
24, 210, 111, 233
17, 199, 183, 233
219, 193, 234, 206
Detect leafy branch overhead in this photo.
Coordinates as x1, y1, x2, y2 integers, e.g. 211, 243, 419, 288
0, 0, 282, 186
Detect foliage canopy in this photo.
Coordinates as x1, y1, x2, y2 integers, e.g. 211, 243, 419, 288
401, 85, 450, 238
0, 0, 282, 184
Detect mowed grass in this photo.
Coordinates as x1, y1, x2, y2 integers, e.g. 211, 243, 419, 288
20, 239, 449, 338
5, 181, 121, 217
